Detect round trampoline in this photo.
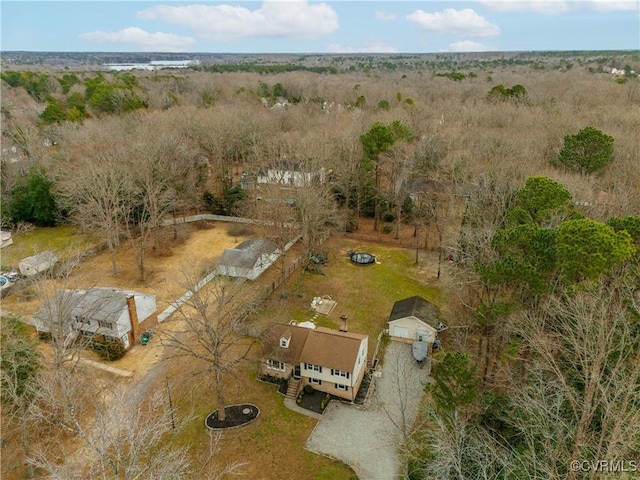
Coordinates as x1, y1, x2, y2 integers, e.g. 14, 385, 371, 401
350, 252, 376, 265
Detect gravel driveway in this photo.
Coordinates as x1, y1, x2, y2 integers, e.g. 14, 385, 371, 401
306, 341, 430, 480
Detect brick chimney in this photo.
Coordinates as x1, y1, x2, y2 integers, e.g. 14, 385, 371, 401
126, 294, 140, 342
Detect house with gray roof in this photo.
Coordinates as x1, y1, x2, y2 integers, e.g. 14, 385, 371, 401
19, 251, 57, 276
216, 238, 280, 280
33, 287, 157, 350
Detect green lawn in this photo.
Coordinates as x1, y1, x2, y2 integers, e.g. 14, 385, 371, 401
154, 237, 443, 480
0, 226, 100, 270
260, 238, 444, 358
170, 362, 356, 479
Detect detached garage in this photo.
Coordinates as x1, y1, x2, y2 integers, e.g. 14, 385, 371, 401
387, 296, 445, 343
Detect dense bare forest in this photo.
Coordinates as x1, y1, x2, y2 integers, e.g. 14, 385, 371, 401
1, 51, 639, 479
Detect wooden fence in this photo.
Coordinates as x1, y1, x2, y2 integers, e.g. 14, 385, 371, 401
158, 234, 305, 324
344, 232, 418, 249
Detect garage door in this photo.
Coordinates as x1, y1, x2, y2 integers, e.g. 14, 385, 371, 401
392, 326, 409, 338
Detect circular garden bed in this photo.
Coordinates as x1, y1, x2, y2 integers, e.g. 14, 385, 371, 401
205, 403, 260, 430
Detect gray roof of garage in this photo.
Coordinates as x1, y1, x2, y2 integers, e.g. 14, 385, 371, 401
388, 296, 440, 329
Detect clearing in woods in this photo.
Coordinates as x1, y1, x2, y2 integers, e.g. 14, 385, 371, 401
2, 218, 450, 480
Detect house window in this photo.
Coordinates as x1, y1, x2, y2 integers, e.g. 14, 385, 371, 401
305, 363, 322, 373
335, 384, 348, 391
266, 360, 285, 371
309, 378, 322, 385
331, 369, 350, 379
280, 337, 290, 348
97, 320, 112, 329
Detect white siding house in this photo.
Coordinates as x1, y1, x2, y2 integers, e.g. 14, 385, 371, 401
256, 161, 325, 188
33, 287, 157, 350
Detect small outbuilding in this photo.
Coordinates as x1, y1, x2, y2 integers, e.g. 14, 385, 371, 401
19, 251, 58, 276
216, 238, 280, 280
387, 296, 445, 343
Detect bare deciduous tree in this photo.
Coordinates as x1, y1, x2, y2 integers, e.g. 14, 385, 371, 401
244, 182, 299, 295
28, 387, 193, 479
0, 316, 41, 479
292, 181, 340, 286
161, 272, 254, 421
415, 411, 512, 480
55, 147, 133, 276
506, 272, 640, 479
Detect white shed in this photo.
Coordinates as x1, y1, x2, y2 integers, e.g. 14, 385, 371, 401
387, 296, 444, 343
19, 251, 58, 276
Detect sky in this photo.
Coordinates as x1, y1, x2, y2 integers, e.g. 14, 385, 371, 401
1, 0, 639, 54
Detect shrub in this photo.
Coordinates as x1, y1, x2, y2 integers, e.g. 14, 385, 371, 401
40, 101, 67, 124
554, 126, 614, 174
345, 218, 356, 233
92, 339, 126, 361
304, 384, 314, 394
487, 83, 528, 103
10, 167, 59, 226
408, 458, 427, 480
382, 224, 394, 234
382, 211, 396, 223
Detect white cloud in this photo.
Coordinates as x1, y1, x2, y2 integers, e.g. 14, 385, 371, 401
476, 1, 572, 14
375, 10, 396, 21
476, 0, 638, 14
326, 40, 398, 54
407, 8, 501, 37
79, 27, 195, 52
449, 40, 494, 52
583, 0, 639, 11
137, 1, 338, 41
